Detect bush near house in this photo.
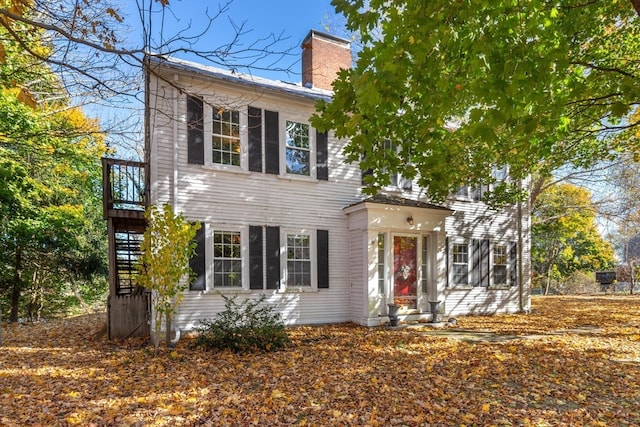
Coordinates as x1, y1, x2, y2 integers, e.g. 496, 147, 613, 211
194, 294, 290, 353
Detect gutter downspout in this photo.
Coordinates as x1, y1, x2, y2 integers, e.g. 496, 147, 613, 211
517, 178, 526, 312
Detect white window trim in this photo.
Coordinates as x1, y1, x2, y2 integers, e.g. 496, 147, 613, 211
449, 237, 472, 288
202, 101, 249, 173
279, 115, 316, 181
280, 228, 317, 292
205, 224, 250, 292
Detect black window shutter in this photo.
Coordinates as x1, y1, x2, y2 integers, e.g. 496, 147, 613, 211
471, 239, 481, 287
316, 130, 328, 181
249, 226, 264, 289
265, 226, 280, 289
361, 168, 373, 185
445, 236, 450, 287
480, 239, 490, 287
317, 229, 329, 288
509, 241, 518, 287
265, 110, 279, 174
248, 106, 263, 172
189, 222, 206, 290
186, 95, 204, 165
360, 151, 373, 185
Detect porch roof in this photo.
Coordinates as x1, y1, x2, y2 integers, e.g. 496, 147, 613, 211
344, 194, 452, 212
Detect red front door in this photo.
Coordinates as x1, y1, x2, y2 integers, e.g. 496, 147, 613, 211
393, 236, 417, 309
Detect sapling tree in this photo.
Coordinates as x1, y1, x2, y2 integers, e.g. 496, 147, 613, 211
137, 204, 199, 349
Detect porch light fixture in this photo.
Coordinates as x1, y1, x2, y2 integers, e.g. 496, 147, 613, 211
407, 215, 414, 225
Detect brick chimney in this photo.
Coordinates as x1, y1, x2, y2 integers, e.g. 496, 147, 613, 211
301, 30, 351, 91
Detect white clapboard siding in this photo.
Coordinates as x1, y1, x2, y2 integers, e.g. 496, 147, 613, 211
443, 196, 531, 316
149, 71, 361, 330
147, 59, 532, 329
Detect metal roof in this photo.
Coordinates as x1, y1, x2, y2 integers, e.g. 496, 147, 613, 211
147, 54, 333, 102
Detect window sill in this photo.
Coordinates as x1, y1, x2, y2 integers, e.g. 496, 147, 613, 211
277, 174, 318, 183
195, 288, 252, 294
201, 164, 251, 175
278, 287, 318, 294
488, 286, 513, 290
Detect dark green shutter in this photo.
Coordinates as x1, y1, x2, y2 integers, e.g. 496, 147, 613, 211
480, 239, 490, 287
445, 237, 450, 287
316, 130, 328, 181
471, 239, 481, 287
317, 229, 329, 288
472, 239, 490, 287
509, 241, 518, 287
248, 106, 262, 172
189, 222, 206, 291
265, 110, 279, 174
265, 226, 280, 289
249, 226, 263, 289
186, 96, 204, 165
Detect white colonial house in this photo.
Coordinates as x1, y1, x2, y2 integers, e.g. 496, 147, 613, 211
102, 30, 531, 338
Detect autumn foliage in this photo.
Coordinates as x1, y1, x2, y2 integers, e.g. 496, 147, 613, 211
1, 296, 639, 426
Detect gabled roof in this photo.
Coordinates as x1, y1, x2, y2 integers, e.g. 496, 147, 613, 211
146, 54, 333, 102
345, 194, 451, 212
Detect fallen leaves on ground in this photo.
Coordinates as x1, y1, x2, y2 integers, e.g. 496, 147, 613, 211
1, 295, 639, 426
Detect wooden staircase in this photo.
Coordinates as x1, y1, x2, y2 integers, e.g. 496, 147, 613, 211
102, 158, 150, 339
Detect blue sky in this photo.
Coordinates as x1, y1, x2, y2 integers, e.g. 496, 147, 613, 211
95, 1, 341, 156
137, 0, 341, 82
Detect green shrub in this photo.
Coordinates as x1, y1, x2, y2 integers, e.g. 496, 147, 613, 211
194, 294, 290, 353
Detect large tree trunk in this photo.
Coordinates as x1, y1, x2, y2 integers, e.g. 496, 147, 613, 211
631, 0, 640, 17
9, 246, 23, 322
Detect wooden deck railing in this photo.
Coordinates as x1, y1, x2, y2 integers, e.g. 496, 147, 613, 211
102, 157, 149, 219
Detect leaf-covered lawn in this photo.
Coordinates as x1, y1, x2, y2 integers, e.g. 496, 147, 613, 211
1, 296, 639, 426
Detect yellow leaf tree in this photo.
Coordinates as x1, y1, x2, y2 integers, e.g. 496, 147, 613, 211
137, 204, 199, 349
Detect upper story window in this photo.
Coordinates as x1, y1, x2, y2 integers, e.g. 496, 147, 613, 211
453, 166, 510, 202
285, 120, 311, 176
212, 107, 240, 166
186, 95, 246, 170
186, 96, 329, 180
361, 140, 413, 192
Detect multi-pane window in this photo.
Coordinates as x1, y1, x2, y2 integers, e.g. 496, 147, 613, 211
377, 233, 385, 294
285, 121, 310, 175
287, 234, 311, 286
455, 186, 470, 198
493, 243, 508, 286
452, 243, 469, 286
213, 231, 242, 287
212, 107, 240, 166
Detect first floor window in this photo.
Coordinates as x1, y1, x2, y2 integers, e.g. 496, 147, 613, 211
285, 120, 310, 175
212, 107, 240, 166
286, 233, 311, 286
452, 243, 469, 286
493, 243, 508, 286
213, 230, 242, 287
